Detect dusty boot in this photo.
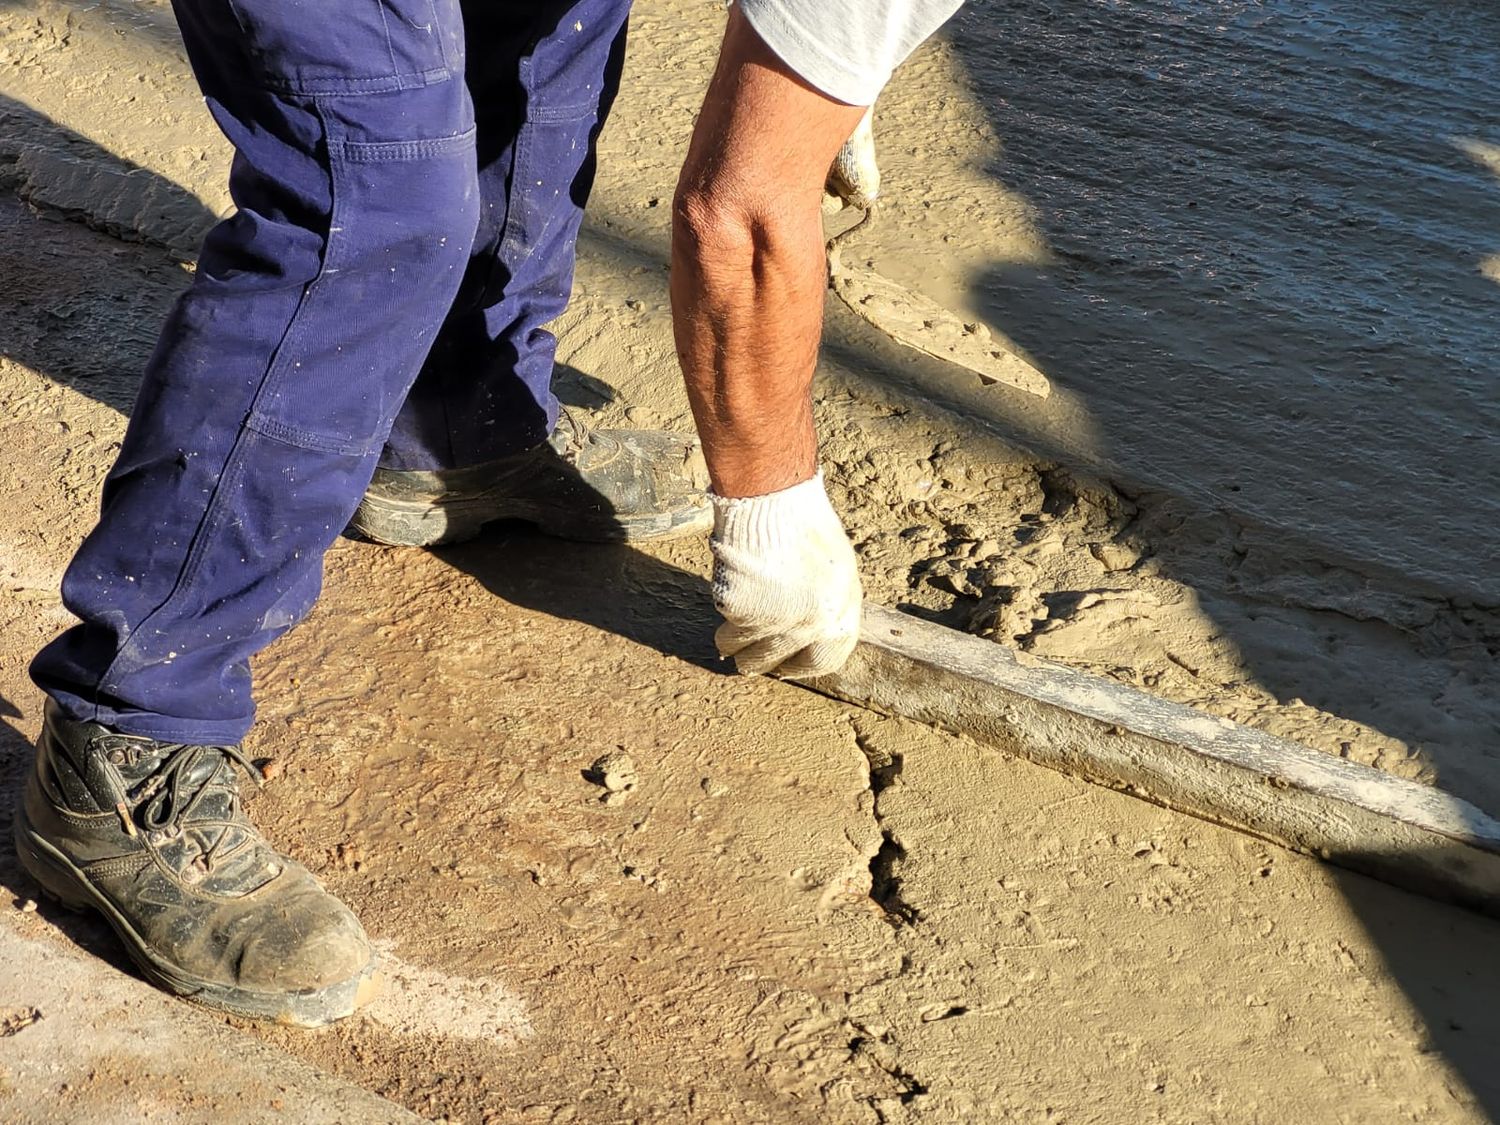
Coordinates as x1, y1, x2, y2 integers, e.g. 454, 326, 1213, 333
13, 701, 379, 1028
350, 408, 712, 547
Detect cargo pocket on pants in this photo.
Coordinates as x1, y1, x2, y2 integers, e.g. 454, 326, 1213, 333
225, 0, 464, 96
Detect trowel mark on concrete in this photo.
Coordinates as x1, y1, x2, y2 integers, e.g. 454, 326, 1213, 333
363, 942, 532, 1046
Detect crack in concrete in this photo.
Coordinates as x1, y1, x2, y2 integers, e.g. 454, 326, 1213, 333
851, 722, 921, 928
848, 1031, 931, 1121
868, 831, 919, 927
840, 716, 936, 1120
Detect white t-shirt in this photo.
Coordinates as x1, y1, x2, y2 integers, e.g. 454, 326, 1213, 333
737, 0, 965, 106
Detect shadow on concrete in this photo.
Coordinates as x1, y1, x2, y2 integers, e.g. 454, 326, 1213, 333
1331, 859, 1500, 1119
434, 524, 722, 673
0, 94, 209, 414
0, 93, 217, 259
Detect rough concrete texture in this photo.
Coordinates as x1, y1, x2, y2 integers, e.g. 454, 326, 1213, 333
2, 0, 1499, 1121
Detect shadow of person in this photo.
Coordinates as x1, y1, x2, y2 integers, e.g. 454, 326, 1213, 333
431, 525, 723, 674
0, 95, 216, 416
0, 95, 217, 259
1330, 859, 1500, 1118
553, 362, 622, 412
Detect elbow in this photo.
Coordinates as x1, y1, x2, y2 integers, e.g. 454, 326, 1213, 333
672, 182, 758, 273
673, 181, 812, 291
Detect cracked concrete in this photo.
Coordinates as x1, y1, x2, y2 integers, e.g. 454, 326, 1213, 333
851, 719, 922, 929
1, 0, 1499, 1120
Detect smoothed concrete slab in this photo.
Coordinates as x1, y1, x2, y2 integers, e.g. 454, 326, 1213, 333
0, 917, 421, 1124
811, 604, 1500, 915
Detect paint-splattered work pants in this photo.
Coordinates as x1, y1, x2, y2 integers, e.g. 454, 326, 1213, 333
32, 0, 631, 742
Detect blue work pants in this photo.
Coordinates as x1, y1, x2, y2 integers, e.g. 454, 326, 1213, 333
31, 0, 630, 743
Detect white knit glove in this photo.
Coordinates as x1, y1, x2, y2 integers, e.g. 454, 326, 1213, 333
710, 473, 863, 679
826, 107, 880, 210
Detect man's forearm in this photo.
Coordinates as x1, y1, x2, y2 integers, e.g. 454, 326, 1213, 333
670, 8, 866, 499
670, 193, 823, 498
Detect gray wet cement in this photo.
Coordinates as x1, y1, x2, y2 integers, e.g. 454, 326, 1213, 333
919, 0, 1500, 605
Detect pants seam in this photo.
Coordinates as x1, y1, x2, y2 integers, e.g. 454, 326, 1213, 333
376, 0, 401, 80
496, 103, 535, 273
427, 0, 449, 72
92, 434, 254, 706
242, 415, 382, 457
336, 126, 476, 163
263, 67, 453, 98
527, 103, 598, 124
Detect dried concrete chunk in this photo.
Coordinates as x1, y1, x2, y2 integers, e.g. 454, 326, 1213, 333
589, 750, 639, 795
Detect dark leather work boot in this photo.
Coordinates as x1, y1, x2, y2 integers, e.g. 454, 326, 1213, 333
13, 700, 379, 1027
350, 407, 712, 547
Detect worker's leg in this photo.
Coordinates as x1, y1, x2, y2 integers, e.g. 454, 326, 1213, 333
30, 0, 481, 744
18, 0, 487, 1028
382, 0, 629, 470
354, 0, 712, 547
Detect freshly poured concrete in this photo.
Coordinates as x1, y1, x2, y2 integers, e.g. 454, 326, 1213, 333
1, 0, 1498, 1121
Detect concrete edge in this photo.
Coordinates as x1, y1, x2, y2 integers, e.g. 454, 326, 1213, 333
807, 604, 1500, 916
0, 919, 424, 1123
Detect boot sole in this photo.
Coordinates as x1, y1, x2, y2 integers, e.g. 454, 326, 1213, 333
348, 491, 712, 548
13, 811, 381, 1029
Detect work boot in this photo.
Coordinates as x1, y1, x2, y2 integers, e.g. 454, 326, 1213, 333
350, 408, 712, 547
13, 700, 379, 1027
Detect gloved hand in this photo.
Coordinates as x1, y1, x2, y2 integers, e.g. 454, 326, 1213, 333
709, 473, 863, 678
826, 107, 880, 211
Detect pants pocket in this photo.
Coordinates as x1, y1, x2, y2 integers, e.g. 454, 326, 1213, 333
225, 0, 464, 95
242, 116, 480, 454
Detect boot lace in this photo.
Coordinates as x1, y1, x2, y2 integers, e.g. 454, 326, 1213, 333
136, 742, 262, 832
552, 406, 592, 457
99, 737, 264, 873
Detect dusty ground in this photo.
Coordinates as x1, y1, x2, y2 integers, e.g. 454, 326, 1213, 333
2, 0, 1499, 1122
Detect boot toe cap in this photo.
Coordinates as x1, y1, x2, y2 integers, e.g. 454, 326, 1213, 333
231, 876, 375, 994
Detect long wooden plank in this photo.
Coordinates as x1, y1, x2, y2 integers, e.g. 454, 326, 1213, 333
809, 604, 1500, 915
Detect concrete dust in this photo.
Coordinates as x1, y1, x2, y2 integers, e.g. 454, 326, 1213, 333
364, 942, 533, 1046
1, 0, 1499, 1121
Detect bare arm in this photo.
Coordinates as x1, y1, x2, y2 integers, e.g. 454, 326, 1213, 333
670, 7, 867, 499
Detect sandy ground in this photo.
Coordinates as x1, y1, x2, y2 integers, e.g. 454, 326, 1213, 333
2, 0, 1499, 1121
